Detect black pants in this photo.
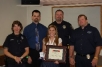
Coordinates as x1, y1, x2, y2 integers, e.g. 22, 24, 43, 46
41, 61, 59, 67
59, 49, 70, 67
26, 48, 42, 67
8, 64, 26, 67
75, 54, 95, 67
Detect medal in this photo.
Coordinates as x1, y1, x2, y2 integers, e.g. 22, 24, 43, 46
86, 54, 90, 59
63, 25, 66, 29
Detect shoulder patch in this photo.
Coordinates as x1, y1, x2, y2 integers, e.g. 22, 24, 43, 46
70, 25, 74, 29
21, 36, 24, 40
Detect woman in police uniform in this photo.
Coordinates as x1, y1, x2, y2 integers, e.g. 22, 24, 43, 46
3, 20, 29, 67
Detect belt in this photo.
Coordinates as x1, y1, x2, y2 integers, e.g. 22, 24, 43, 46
76, 52, 94, 57
29, 48, 42, 52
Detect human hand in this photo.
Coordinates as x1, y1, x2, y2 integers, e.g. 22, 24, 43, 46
14, 56, 22, 64
91, 58, 98, 67
27, 56, 32, 64
69, 57, 75, 65
54, 61, 59, 64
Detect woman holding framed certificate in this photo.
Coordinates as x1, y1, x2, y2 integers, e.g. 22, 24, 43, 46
40, 25, 62, 67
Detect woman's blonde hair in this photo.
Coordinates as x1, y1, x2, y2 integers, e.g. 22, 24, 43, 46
44, 25, 59, 46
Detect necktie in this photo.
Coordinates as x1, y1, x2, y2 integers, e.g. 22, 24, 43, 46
35, 25, 40, 51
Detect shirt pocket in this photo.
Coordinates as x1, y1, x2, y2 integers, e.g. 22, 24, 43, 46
9, 39, 17, 48
86, 31, 94, 40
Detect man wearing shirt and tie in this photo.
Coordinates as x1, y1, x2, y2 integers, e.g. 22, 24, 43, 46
23, 10, 47, 67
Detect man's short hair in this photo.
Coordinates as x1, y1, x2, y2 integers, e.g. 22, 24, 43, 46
32, 10, 41, 16
78, 14, 87, 20
55, 9, 64, 14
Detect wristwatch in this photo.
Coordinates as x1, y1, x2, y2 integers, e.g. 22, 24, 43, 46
94, 57, 98, 60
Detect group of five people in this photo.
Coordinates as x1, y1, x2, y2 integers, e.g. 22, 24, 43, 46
3, 9, 102, 67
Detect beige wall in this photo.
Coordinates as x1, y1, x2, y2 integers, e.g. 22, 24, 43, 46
27, 6, 52, 27
0, 0, 101, 45
0, 0, 27, 45
0, 1, 102, 66
40, 0, 102, 5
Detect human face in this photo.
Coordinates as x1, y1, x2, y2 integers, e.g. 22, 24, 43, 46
48, 27, 56, 37
55, 11, 63, 22
32, 12, 40, 23
13, 24, 21, 34
78, 16, 88, 27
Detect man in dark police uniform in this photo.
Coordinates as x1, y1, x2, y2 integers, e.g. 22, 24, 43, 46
69, 14, 102, 67
50, 9, 73, 67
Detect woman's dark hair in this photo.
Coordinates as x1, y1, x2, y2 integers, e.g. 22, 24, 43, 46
11, 20, 23, 32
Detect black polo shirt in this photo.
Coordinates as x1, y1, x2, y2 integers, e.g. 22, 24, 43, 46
50, 20, 73, 46
3, 33, 29, 57
69, 24, 102, 54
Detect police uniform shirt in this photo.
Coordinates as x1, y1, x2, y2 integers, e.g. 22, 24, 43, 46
69, 24, 102, 54
3, 33, 29, 57
50, 20, 73, 46
23, 22, 47, 49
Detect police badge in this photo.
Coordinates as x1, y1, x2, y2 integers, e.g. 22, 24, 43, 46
86, 54, 90, 59
63, 25, 66, 29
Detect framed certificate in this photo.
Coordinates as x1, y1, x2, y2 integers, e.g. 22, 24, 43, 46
45, 45, 67, 63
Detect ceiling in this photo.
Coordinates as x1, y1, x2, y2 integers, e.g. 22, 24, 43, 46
40, 0, 102, 5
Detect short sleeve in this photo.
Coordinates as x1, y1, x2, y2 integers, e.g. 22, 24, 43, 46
93, 28, 102, 46
42, 38, 46, 45
69, 31, 76, 46
68, 24, 74, 36
3, 35, 10, 48
23, 36, 29, 48
23, 27, 28, 38
58, 38, 62, 44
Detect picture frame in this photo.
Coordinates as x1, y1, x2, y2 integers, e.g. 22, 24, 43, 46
45, 45, 67, 63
